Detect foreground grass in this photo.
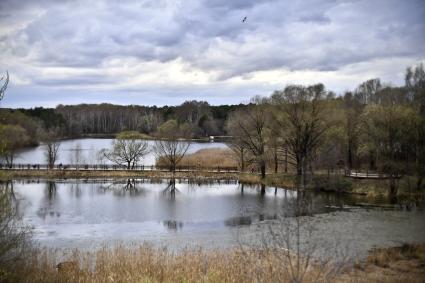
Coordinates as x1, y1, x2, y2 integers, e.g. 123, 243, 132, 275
1, 245, 338, 283
341, 242, 425, 283
2, 243, 425, 283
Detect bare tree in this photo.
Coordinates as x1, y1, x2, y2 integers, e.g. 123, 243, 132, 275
272, 84, 331, 187
226, 141, 249, 172
154, 120, 191, 174
43, 130, 60, 169
103, 132, 150, 169
226, 97, 271, 179
360, 89, 415, 198
0, 71, 9, 102
70, 142, 84, 170
153, 139, 190, 173
0, 182, 31, 269
0, 125, 29, 167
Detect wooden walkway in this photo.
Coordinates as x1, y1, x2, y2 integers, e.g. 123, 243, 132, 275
344, 170, 401, 179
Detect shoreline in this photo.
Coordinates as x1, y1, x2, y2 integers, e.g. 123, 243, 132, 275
1, 169, 424, 200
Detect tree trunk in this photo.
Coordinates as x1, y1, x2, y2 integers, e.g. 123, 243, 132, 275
347, 144, 353, 169
417, 176, 423, 191
260, 161, 266, 179
369, 151, 376, 170
274, 149, 278, 173
284, 148, 288, 173
240, 148, 245, 172
389, 177, 398, 200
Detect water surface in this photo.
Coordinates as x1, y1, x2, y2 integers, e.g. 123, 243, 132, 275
5, 179, 425, 259
16, 138, 227, 166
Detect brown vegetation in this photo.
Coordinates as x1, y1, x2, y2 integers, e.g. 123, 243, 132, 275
0, 169, 239, 182
339, 242, 425, 282
3, 242, 425, 283
2, 245, 338, 283
157, 148, 237, 168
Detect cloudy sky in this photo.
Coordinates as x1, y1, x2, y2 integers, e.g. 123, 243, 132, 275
0, 0, 424, 108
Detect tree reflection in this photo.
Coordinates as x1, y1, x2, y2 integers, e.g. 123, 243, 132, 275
162, 220, 183, 231
225, 216, 252, 227
99, 179, 145, 197
162, 179, 177, 199
46, 181, 57, 203
260, 183, 266, 196
37, 181, 59, 220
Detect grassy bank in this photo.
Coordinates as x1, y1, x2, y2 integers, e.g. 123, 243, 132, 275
2, 168, 424, 200
2, 242, 424, 283
0, 169, 238, 182
341, 242, 425, 282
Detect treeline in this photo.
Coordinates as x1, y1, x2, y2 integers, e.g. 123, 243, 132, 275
225, 63, 425, 196
54, 102, 247, 137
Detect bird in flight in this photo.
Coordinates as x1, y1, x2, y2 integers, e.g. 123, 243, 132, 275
242, 16, 247, 23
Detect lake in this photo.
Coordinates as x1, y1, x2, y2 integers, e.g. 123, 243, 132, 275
15, 138, 227, 166
5, 179, 425, 259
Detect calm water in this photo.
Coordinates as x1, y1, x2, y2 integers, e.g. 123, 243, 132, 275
4, 179, 425, 259
15, 138, 227, 165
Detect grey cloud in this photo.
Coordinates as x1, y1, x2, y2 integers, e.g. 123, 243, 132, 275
0, 0, 424, 106
33, 74, 114, 87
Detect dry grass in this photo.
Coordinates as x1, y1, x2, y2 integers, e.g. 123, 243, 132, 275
1, 245, 340, 283
338, 242, 425, 283
238, 173, 299, 189
6, 243, 424, 283
156, 148, 237, 168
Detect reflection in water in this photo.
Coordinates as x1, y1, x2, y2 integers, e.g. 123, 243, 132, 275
163, 220, 184, 231
6, 179, 425, 253
37, 181, 60, 220
99, 179, 146, 197
260, 184, 266, 196
163, 179, 177, 199
225, 216, 252, 227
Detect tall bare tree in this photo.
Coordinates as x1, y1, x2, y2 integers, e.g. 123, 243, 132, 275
153, 119, 191, 173
360, 88, 416, 198
406, 63, 425, 190
272, 84, 331, 186
43, 130, 60, 169
154, 139, 190, 173
227, 97, 271, 179
0, 71, 9, 102
0, 125, 29, 167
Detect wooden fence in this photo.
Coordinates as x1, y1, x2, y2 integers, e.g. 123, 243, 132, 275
0, 163, 239, 173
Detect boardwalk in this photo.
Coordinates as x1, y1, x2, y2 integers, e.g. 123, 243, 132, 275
344, 170, 401, 179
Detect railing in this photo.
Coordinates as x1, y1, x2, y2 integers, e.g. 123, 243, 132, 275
0, 163, 239, 173
343, 169, 401, 179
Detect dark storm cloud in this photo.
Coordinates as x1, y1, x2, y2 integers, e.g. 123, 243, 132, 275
0, 0, 424, 106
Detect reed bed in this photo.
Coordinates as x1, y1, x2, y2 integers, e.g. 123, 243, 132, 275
157, 148, 237, 168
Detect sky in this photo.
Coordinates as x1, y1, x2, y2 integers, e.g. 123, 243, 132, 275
0, 0, 424, 108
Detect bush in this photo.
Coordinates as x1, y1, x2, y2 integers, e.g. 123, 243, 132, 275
313, 175, 352, 192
